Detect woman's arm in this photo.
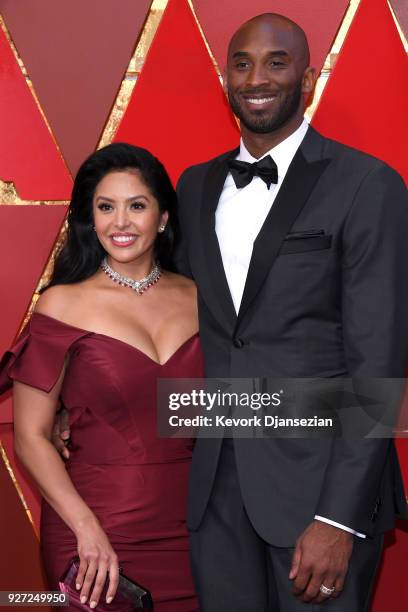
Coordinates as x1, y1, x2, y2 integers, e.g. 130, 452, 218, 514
13, 367, 119, 609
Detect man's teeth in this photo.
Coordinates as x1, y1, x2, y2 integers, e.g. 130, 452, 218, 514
113, 235, 135, 243
247, 97, 275, 104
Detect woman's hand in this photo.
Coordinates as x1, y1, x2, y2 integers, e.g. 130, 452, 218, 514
75, 516, 120, 608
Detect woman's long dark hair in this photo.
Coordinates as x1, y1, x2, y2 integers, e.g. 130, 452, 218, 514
46, 143, 178, 289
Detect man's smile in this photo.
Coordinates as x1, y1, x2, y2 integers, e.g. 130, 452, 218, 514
240, 92, 278, 110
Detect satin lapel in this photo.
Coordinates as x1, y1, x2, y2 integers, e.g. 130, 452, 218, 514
197, 150, 239, 328
235, 144, 330, 332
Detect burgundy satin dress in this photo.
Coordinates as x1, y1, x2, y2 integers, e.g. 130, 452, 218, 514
0, 312, 203, 611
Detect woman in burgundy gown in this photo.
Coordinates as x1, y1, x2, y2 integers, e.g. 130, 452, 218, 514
0, 144, 202, 610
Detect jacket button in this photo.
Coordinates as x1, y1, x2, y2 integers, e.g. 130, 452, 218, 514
233, 338, 244, 348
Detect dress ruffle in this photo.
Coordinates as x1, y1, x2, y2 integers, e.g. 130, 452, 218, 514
0, 313, 90, 394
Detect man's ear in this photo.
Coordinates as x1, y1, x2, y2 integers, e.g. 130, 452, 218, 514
302, 67, 316, 95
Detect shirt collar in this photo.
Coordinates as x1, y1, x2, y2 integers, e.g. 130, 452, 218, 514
238, 119, 309, 179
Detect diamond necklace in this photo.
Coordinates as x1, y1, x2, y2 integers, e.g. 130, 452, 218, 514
100, 257, 161, 295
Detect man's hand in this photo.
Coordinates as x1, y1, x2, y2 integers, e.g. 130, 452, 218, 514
52, 408, 71, 460
289, 520, 353, 603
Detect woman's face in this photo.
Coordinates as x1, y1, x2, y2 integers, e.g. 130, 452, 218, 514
92, 170, 168, 267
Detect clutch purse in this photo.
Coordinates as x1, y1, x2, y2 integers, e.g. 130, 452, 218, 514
59, 557, 153, 610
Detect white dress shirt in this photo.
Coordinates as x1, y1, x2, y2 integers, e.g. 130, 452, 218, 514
215, 118, 365, 539
216, 119, 309, 313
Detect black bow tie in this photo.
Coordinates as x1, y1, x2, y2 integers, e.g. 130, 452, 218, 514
227, 155, 278, 190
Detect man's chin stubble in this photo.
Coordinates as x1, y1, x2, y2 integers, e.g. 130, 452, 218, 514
240, 116, 281, 134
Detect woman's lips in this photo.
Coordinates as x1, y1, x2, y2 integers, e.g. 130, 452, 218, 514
110, 234, 137, 247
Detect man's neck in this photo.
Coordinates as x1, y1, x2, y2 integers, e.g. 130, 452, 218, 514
241, 116, 304, 159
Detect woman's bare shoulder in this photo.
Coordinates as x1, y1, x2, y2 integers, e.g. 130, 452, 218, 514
165, 271, 196, 293
163, 272, 197, 304
35, 284, 85, 320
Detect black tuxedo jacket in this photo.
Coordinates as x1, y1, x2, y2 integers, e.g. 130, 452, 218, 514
176, 126, 408, 546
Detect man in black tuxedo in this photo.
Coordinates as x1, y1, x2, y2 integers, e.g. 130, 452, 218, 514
176, 13, 408, 611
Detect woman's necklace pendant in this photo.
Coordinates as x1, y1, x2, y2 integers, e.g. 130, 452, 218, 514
100, 257, 161, 295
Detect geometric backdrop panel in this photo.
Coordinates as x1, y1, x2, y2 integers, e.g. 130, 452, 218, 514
0, 423, 42, 534
0, 451, 50, 597
1, 0, 152, 176
0, 207, 67, 357
193, 0, 349, 74
115, 0, 239, 184
390, 0, 408, 39
0, 23, 72, 199
372, 522, 408, 611
312, 0, 408, 182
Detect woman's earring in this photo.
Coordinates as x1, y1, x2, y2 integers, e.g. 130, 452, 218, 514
158, 225, 166, 233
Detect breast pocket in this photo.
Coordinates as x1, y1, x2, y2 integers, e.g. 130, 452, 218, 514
279, 230, 332, 255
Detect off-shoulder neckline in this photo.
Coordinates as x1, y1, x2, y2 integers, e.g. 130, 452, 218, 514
31, 312, 199, 367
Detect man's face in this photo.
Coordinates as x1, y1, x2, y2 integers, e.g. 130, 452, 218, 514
225, 20, 309, 134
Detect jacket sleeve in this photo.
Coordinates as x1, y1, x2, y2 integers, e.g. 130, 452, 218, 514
315, 163, 408, 534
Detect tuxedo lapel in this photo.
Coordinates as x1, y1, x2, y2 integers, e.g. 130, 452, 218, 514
197, 149, 239, 328
236, 129, 331, 332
